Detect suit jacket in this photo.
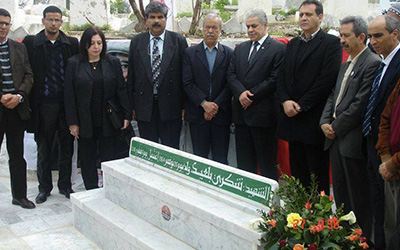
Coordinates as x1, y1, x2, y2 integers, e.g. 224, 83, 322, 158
22, 30, 79, 133
183, 42, 233, 125
276, 30, 342, 144
369, 49, 400, 147
320, 48, 381, 159
0, 39, 33, 121
64, 55, 131, 138
127, 30, 188, 122
227, 36, 286, 127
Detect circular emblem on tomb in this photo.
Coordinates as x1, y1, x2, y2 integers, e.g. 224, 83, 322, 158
161, 205, 171, 221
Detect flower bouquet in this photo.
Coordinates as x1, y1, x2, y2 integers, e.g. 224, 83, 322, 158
251, 174, 369, 250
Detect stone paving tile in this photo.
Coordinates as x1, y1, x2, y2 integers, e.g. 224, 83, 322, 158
42, 212, 74, 228
0, 212, 23, 225
17, 206, 57, 222
0, 227, 30, 250
9, 217, 53, 236
47, 203, 73, 214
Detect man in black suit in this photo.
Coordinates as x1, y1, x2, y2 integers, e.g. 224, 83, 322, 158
276, 0, 342, 193
0, 8, 35, 209
320, 15, 380, 240
127, 1, 188, 149
23, 6, 79, 204
228, 9, 285, 180
365, 15, 400, 250
183, 14, 233, 164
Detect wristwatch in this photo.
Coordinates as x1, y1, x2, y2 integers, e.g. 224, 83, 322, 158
16, 94, 24, 103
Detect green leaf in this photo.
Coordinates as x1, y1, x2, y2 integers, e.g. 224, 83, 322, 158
304, 230, 314, 244
320, 242, 342, 250
264, 240, 279, 250
276, 220, 286, 235
315, 204, 324, 210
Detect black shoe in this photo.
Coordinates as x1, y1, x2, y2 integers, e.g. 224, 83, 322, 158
59, 189, 74, 199
35, 192, 50, 204
12, 198, 36, 209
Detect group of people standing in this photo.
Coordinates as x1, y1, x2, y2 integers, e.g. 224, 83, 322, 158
1, 0, 400, 248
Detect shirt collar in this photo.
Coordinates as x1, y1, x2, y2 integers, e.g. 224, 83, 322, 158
299, 28, 320, 42
150, 30, 166, 42
45, 34, 61, 44
347, 46, 368, 64
253, 33, 269, 46
383, 42, 400, 66
0, 37, 9, 45
203, 41, 219, 51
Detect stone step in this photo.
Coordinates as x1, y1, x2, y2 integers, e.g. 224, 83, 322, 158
71, 189, 194, 250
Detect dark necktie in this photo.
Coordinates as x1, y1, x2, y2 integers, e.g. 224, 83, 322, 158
248, 41, 259, 64
362, 62, 386, 136
152, 37, 161, 95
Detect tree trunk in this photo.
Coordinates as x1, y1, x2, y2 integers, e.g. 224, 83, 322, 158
189, 0, 202, 35
128, 0, 147, 32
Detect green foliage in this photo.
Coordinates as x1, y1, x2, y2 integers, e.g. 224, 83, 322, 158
101, 24, 112, 31
214, 0, 230, 11
232, 0, 238, 5
110, 0, 131, 14
70, 23, 92, 31
287, 8, 298, 15
129, 13, 137, 19
202, 3, 211, 9
272, 10, 288, 17
219, 12, 232, 22
61, 22, 70, 32
177, 12, 193, 18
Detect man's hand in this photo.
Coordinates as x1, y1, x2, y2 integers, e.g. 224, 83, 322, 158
204, 112, 213, 121
1, 94, 19, 109
379, 160, 400, 181
121, 120, 130, 130
239, 90, 254, 109
201, 101, 218, 117
132, 109, 136, 121
321, 123, 336, 139
282, 100, 301, 117
69, 125, 79, 139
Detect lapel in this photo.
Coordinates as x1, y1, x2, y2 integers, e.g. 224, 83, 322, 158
296, 30, 324, 73
333, 61, 350, 106
8, 40, 17, 82
196, 42, 210, 74
101, 58, 108, 82
246, 36, 270, 74
158, 30, 176, 85
139, 32, 153, 84
82, 60, 93, 79
212, 43, 225, 76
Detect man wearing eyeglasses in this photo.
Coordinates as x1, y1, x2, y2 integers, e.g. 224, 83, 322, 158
182, 14, 233, 164
127, 1, 187, 149
0, 8, 34, 208
22, 6, 79, 204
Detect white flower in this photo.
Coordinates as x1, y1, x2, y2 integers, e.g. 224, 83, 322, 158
248, 218, 264, 231
339, 211, 357, 225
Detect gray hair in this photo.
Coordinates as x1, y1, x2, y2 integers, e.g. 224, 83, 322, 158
340, 16, 368, 44
385, 14, 400, 34
245, 9, 268, 24
204, 13, 223, 28
145, 1, 168, 18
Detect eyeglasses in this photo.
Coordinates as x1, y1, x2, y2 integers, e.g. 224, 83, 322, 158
45, 18, 62, 23
0, 22, 12, 27
204, 25, 219, 30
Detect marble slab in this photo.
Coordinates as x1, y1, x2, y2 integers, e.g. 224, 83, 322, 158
71, 189, 193, 250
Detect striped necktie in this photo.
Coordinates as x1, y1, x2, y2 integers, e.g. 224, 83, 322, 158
152, 36, 161, 95
362, 62, 385, 136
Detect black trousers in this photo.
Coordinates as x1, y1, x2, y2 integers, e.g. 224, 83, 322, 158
365, 135, 386, 250
235, 124, 277, 180
78, 127, 119, 190
0, 108, 27, 199
138, 100, 182, 149
189, 122, 230, 164
289, 141, 330, 193
331, 141, 372, 239
36, 103, 73, 193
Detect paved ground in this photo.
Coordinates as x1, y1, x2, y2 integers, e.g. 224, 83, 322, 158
0, 141, 100, 250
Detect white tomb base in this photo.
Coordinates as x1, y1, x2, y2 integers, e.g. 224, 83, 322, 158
72, 138, 279, 250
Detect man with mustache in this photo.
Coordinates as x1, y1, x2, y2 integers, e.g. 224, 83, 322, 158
22, 6, 79, 204
127, 1, 187, 149
182, 14, 233, 164
276, 0, 341, 193
320, 15, 380, 242
228, 9, 285, 179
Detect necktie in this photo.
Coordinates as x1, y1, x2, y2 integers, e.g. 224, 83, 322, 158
362, 62, 386, 136
152, 37, 161, 95
248, 41, 259, 64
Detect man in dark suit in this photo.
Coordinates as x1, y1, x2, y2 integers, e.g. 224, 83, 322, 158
23, 6, 79, 204
127, 1, 188, 149
0, 8, 35, 209
365, 15, 400, 249
320, 15, 380, 241
183, 14, 233, 164
228, 9, 285, 180
276, 0, 342, 192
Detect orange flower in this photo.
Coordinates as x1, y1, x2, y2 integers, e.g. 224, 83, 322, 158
354, 228, 363, 235
349, 234, 359, 241
293, 244, 304, 250
305, 203, 311, 210
269, 219, 276, 227
360, 237, 367, 243
310, 225, 318, 234
359, 242, 369, 249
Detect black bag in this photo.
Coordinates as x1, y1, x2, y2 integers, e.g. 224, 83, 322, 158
105, 100, 123, 129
